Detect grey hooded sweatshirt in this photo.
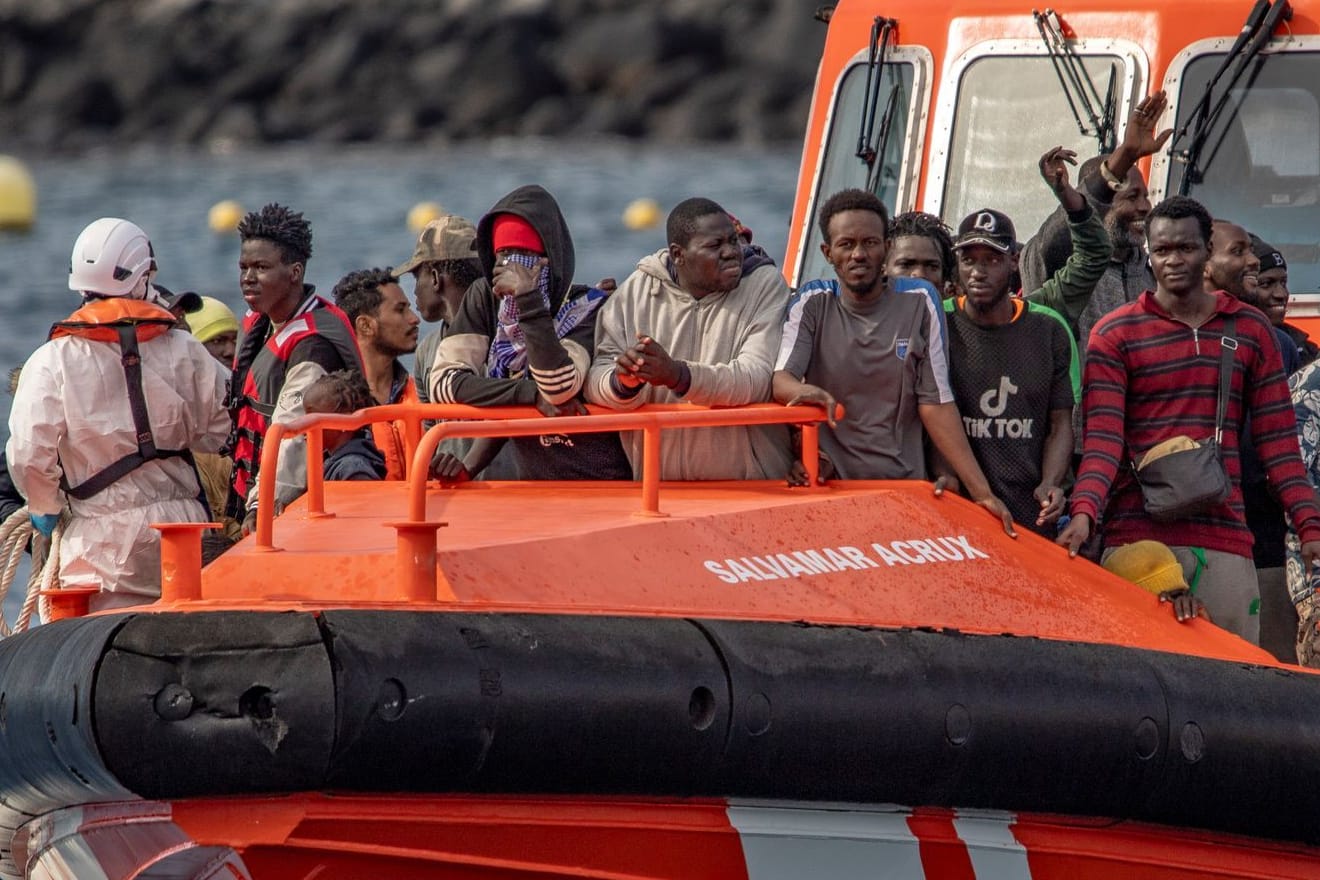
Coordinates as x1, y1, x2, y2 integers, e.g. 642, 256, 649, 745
587, 251, 792, 481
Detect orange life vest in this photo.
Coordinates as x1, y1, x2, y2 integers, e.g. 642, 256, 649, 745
371, 372, 420, 480
49, 297, 191, 500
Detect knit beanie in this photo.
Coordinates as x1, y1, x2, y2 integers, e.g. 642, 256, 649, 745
1104, 541, 1188, 595
188, 296, 240, 343
492, 214, 544, 255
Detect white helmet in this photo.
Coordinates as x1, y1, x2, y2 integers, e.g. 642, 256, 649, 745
68, 217, 153, 297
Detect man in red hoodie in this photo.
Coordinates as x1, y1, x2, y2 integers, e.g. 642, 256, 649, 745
1058, 196, 1320, 644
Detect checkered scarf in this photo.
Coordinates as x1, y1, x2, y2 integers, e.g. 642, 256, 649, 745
486, 252, 604, 378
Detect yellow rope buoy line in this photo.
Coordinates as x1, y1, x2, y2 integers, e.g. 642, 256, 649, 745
0, 506, 62, 636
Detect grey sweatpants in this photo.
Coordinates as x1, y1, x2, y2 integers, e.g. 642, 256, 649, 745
1102, 545, 1259, 644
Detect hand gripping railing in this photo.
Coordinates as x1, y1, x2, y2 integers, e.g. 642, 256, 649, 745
242, 402, 839, 600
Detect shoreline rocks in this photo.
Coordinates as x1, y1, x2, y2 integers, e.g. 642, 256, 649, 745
0, 0, 827, 153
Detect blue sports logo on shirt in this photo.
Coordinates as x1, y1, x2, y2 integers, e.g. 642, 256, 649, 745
896, 338, 910, 360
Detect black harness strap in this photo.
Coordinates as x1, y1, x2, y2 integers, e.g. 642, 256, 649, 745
61, 324, 191, 501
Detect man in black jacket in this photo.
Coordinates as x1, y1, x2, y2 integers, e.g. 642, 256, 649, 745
428, 184, 630, 480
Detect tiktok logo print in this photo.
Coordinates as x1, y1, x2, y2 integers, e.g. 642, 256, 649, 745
979, 376, 1018, 417
965, 375, 1034, 439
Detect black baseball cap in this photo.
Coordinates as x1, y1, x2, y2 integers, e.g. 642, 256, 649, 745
153, 285, 203, 314
954, 209, 1018, 254
1250, 235, 1287, 272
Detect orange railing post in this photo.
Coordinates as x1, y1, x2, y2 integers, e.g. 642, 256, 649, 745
155, 522, 222, 603
254, 422, 285, 551
304, 427, 331, 518
385, 520, 449, 601
638, 421, 666, 517
40, 588, 99, 621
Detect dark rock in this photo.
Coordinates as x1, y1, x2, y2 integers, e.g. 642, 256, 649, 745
2, 0, 824, 151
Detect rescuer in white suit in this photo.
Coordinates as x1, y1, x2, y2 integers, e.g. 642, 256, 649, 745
7, 218, 230, 611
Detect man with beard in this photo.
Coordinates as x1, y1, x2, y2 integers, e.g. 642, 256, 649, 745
1058, 196, 1320, 644
1252, 237, 1317, 369
942, 146, 1100, 535
1020, 92, 1172, 343
333, 268, 422, 480
588, 197, 791, 481
1204, 220, 1300, 658
770, 189, 1015, 533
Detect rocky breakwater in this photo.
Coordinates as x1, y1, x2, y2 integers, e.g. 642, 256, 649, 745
0, 0, 828, 152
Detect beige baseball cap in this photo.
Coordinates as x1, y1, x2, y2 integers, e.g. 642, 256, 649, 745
393, 214, 478, 278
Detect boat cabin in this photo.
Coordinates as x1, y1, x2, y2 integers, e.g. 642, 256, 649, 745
787, 0, 1320, 329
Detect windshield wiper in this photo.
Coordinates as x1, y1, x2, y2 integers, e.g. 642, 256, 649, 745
867, 83, 902, 194
1033, 8, 1117, 153
856, 16, 898, 168
1174, 0, 1291, 192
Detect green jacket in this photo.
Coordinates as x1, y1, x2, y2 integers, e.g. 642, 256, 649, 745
1022, 203, 1112, 340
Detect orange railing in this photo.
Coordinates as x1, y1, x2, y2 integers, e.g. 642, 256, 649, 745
146, 403, 838, 606
255, 402, 835, 540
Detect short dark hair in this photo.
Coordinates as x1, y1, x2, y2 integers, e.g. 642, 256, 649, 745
1146, 195, 1213, 246
333, 267, 395, 323
888, 211, 955, 280
667, 197, 728, 248
237, 203, 313, 265
306, 369, 374, 414
818, 189, 889, 243
434, 257, 483, 293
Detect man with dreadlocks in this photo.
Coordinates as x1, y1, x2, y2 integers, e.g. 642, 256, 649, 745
227, 203, 363, 530
885, 211, 958, 298
429, 184, 631, 480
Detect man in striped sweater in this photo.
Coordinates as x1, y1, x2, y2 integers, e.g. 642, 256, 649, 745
1058, 196, 1320, 643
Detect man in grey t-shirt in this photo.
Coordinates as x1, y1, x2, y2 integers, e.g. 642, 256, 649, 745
773, 188, 1014, 534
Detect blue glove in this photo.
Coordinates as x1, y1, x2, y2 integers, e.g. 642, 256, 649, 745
29, 513, 58, 538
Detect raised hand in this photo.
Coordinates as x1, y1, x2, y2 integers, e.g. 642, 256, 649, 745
1121, 90, 1174, 159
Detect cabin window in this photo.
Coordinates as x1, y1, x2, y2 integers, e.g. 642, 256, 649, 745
941, 54, 1126, 240
1168, 52, 1320, 294
799, 59, 916, 286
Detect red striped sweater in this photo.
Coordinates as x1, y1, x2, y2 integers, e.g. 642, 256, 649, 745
1071, 290, 1320, 556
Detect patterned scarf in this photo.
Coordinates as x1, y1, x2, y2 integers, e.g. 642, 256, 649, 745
486, 252, 606, 378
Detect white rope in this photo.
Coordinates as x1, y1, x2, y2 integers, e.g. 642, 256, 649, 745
0, 506, 62, 637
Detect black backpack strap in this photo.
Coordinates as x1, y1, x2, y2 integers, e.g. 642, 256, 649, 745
61, 324, 190, 501
1215, 316, 1238, 446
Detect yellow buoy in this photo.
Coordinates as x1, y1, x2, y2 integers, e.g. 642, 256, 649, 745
0, 156, 36, 232
208, 200, 244, 234
407, 202, 442, 233
622, 197, 661, 231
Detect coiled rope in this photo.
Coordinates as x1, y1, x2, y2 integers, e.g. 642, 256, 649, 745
0, 506, 62, 636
